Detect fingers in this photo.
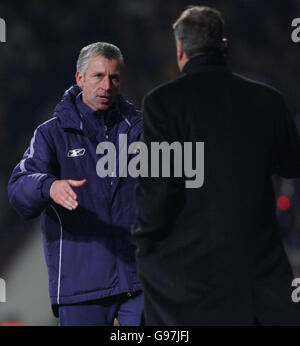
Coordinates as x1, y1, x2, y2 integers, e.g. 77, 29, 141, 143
68, 179, 87, 187
62, 180, 85, 211
57, 191, 78, 211
64, 184, 77, 201
50, 179, 86, 211
58, 198, 75, 211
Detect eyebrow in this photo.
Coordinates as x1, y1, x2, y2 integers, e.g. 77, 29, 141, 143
110, 74, 120, 78
93, 72, 120, 78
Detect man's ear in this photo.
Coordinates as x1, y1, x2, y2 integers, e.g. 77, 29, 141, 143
75, 71, 84, 88
176, 39, 184, 61
221, 38, 228, 55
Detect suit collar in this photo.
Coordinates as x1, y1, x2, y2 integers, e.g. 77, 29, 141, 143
181, 52, 227, 75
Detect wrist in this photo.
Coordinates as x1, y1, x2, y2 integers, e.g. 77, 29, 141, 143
41, 177, 57, 201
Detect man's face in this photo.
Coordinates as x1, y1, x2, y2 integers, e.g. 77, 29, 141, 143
76, 55, 121, 111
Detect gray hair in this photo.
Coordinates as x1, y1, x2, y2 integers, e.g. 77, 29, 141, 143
173, 6, 224, 58
76, 42, 124, 75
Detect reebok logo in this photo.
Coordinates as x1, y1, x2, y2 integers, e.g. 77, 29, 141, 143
67, 148, 86, 158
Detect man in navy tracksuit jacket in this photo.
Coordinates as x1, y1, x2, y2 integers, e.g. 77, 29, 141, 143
8, 42, 143, 326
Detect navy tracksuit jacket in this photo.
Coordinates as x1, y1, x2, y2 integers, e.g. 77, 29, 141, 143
8, 85, 142, 314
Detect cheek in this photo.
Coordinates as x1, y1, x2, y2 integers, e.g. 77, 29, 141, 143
84, 82, 97, 95
82, 86, 96, 102
113, 84, 120, 94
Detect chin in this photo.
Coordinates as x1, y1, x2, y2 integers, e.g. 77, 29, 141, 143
94, 102, 109, 111
98, 105, 110, 111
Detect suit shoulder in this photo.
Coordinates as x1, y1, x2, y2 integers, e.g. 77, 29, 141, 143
144, 75, 186, 104
232, 73, 284, 101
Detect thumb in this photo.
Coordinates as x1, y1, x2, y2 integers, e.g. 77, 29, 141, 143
67, 179, 87, 187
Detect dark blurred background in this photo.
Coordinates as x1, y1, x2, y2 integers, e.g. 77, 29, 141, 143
0, 0, 299, 325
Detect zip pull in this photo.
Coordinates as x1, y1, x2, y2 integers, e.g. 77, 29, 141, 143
104, 125, 108, 140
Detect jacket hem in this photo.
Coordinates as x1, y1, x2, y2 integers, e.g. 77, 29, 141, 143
50, 283, 142, 306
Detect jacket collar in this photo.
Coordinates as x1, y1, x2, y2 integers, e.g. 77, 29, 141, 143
53, 85, 141, 131
181, 51, 228, 75
53, 85, 83, 131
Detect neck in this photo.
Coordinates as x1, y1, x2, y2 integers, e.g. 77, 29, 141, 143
178, 55, 189, 71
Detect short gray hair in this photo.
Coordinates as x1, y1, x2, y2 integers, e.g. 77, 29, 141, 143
76, 42, 124, 75
173, 6, 224, 58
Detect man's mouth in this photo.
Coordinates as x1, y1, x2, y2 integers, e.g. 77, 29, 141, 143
96, 95, 111, 104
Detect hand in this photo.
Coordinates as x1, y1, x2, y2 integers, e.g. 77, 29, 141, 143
49, 179, 87, 211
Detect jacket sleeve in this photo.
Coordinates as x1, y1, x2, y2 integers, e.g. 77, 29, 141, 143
273, 94, 300, 178
132, 93, 183, 254
8, 125, 58, 220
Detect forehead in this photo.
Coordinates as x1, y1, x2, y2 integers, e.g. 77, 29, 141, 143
86, 55, 121, 74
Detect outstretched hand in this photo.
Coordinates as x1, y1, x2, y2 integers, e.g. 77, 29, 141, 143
50, 179, 87, 210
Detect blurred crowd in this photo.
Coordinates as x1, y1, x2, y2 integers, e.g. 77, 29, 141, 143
0, 0, 299, 272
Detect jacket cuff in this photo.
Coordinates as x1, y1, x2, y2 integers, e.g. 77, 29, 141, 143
41, 177, 57, 201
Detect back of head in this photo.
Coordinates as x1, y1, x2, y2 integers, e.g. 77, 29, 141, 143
173, 6, 224, 58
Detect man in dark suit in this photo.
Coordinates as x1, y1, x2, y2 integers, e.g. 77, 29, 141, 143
132, 6, 300, 325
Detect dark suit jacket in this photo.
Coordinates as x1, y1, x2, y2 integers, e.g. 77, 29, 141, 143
132, 53, 300, 325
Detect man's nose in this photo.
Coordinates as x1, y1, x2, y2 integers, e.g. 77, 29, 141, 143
100, 76, 111, 91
